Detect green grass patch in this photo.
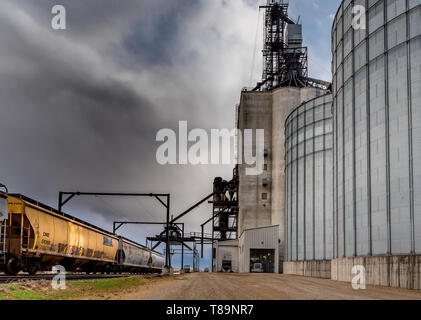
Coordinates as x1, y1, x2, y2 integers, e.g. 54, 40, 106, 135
0, 276, 152, 300
0, 283, 51, 300
71, 276, 146, 290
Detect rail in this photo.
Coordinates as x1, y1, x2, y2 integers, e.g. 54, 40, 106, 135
0, 273, 137, 284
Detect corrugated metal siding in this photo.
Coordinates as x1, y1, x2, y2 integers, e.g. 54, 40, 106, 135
216, 242, 239, 272
285, 94, 334, 262
332, 0, 421, 257
238, 225, 280, 272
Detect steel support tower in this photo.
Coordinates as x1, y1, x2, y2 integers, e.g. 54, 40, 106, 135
209, 167, 239, 271
254, 0, 330, 91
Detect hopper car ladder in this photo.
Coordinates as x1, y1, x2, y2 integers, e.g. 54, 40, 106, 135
0, 183, 8, 269
0, 221, 6, 269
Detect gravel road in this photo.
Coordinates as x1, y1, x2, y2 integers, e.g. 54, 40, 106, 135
118, 273, 421, 300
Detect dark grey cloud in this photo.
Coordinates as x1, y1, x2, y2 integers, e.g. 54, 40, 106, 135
0, 0, 313, 267
123, 0, 202, 66
0, 0, 259, 229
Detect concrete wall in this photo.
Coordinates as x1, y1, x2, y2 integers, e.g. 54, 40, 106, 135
331, 255, 421, 290
283, 255, 421, 290
282, 254, 421, 289
237, 91, 273, 235
237, 87, 326, 267
272, 87, 324, 263
283, 260, 331, 279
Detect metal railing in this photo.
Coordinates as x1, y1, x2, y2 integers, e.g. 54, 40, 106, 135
185, 232, 213, 239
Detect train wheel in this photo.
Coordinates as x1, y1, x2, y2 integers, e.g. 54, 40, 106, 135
105, 265, 111, 274
27, 263, 39, 276
6, 258, 20, 276
4, 266, 13, 275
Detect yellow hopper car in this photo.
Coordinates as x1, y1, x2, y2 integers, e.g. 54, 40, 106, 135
0, 193, 163, 275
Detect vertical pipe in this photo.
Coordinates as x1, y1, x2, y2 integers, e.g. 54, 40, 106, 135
303, 103, 307, 261
365, 0, 373, 257
211, 216, 215, 272
165, 195, 171, 268
289, 144, 294, 261
334, 66, 339, 258
295, 114, 299, 260
201, 224, 204, 258
384, 1, 392, 255
181, 223, 184, 269
285, 147, 289, 261
285, 120, 289, 262
58, 192, 62, 214
323, 98, 327, 260
313, 101, 316, 260
351, 0, 357, 258
405, 0, 415, 254
341, 8, 346, 257
193, 242, 197, 272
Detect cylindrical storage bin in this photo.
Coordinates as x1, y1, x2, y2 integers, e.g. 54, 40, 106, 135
332, 0, 421, 258
285, 93, 334, 262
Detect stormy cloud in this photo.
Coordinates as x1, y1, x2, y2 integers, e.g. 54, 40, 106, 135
0, 0, 336, 267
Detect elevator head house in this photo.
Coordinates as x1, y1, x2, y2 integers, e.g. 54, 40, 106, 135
214, 0, 330, 274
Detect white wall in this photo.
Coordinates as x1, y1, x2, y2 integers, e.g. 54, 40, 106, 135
215, 240, 239, 272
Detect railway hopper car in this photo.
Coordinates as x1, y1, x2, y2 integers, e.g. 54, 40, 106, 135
0, 192, 164, 276
118, 238, 163, 274
150, 249, 164, 271
1, 194, 119, 275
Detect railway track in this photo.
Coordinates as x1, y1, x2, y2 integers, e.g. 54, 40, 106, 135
0, 273, 134, 284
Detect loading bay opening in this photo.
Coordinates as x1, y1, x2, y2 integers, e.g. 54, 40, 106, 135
250, 249, 275, 273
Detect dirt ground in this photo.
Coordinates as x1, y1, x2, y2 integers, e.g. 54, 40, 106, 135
113, 273, 421, 300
